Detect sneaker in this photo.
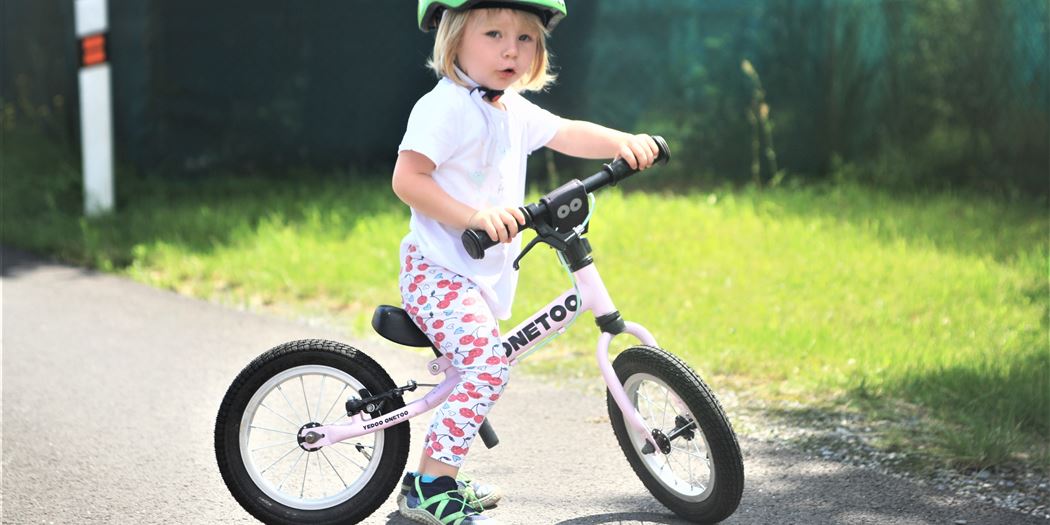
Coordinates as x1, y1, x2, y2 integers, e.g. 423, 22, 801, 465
455, 473, 503, 510
397, 474, 498, 525
398, 472, 503, 511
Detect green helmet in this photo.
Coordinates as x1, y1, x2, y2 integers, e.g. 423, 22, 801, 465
418, 0, 567, 32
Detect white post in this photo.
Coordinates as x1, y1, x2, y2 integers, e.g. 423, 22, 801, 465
75, 0, 114, 216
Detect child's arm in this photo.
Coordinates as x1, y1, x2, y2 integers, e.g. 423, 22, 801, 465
546, 120, 661, 170
392, 150, 526, 243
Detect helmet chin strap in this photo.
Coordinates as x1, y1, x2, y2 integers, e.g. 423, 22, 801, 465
454, 62, 505, 102
471, 85, 505, 103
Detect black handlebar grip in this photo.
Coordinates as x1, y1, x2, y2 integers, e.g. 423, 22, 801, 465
478, 418, 499, 448
462, 228, 493, 260
462, 206, 534, 260
602, 135, 672, 184
653, 135, 671, 164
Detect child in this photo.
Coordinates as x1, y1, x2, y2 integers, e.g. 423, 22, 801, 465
393, 1, 660, 522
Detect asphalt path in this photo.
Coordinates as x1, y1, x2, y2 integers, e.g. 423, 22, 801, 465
2, 247, 1041, 524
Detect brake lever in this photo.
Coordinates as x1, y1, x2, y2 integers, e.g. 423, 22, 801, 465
512, 222, 574, 271
512, 236, 542, 271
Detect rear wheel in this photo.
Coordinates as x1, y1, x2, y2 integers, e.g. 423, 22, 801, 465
215, 339, 410, 524
608, 346, 743, 523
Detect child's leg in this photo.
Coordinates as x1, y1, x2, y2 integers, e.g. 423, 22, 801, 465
399, 247, 509, 474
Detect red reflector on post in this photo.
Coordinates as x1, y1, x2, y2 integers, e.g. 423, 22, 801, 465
80, 34, 107, 67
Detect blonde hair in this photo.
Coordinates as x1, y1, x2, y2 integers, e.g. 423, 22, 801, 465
427, 8, 556, 92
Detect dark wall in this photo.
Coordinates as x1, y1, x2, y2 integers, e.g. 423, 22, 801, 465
1, 0, 79, 145
137, 2, 436, 171
3, 0, 1047, 193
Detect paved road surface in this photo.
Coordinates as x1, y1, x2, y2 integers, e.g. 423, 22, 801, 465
2, 248, 1040, 524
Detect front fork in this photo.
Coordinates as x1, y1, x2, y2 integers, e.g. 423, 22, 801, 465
598, 321, 662, 454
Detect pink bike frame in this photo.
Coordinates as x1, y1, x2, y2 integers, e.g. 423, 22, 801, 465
302, 263, 659, 452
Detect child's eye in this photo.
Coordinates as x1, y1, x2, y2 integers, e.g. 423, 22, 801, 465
486, 30, 501, 38
518, 34, 534, 42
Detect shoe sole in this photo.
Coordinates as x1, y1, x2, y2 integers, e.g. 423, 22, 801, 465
397, 497, 448, 525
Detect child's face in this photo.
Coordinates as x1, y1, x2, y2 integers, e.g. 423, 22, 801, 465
457, 9, 540, 91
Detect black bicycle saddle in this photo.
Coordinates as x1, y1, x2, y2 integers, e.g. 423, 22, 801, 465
372, 305, 433, 348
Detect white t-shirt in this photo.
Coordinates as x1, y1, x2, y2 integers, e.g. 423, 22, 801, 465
398, 77, 564, 320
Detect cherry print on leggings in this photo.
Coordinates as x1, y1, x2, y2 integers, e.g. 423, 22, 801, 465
400, 245, 509, 467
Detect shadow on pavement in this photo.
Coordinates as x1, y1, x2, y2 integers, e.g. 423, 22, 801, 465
553, 511, 689, 524
1, 245, 93, 279
3, 245, 49, 276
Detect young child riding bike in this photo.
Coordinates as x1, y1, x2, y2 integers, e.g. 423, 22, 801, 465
393, 1, 660, 523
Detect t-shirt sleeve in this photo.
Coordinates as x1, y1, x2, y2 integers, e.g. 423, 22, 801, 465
517, 96, 565, 154
398, 91, 462, 167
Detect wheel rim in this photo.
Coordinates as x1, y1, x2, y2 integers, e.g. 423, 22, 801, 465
239, 365, 385, 510
624, 373, 715, 502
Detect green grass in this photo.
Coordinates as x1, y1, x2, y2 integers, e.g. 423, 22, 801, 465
4, 131, 1048, 471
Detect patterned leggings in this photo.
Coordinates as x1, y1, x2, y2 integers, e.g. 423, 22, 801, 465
399, 245, 510, 468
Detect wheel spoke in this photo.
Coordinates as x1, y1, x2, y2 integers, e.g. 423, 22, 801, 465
300, 451, 309, 498
321, 385, 350, 424
260, 402, 301, 429
672, 440, 705, 485
300, 376, 313, 422
251, 440, 298, 453
327, 441, 369, 472
327, 413, 351, 425
670, 451, 692, 482
277, 450, 306, 491
662, 388, 671, 431
278, 384, 307, 423
672, 443, 708, 462
314, 375, 327, 423
691, 439, 711, 465
320, 450, 350, 489
316, 447, 327, 499
638, 385, 657, 423
251, 425, 296, 436
259, 444, 301, 476
687, 443, 693, 482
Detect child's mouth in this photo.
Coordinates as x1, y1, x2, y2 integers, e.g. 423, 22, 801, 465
498, 68, 516, 78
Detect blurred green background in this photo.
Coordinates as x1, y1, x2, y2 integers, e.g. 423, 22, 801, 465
2, 1, 1047, 475
4, 0, 1048, 191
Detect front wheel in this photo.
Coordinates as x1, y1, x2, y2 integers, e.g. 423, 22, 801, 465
215, 339, 410, 524
608, 346, 744, 523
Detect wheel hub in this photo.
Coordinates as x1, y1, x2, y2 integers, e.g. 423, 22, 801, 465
651, 428, 673, 454
673, 415, 696, 441
297, 422, 324, 451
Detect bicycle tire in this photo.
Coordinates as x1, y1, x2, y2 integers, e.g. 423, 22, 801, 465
215, 339, 410, 524
608, 345, 744, 523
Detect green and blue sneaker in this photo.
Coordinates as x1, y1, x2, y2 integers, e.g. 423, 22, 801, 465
397, 475, 499, 525
398, 472, 503, 511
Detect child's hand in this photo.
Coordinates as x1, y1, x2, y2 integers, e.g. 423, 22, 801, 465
467, 206, 527, 244
617, 134, 661, 171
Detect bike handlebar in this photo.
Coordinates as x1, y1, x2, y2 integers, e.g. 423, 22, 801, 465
462, 135, 671, 260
